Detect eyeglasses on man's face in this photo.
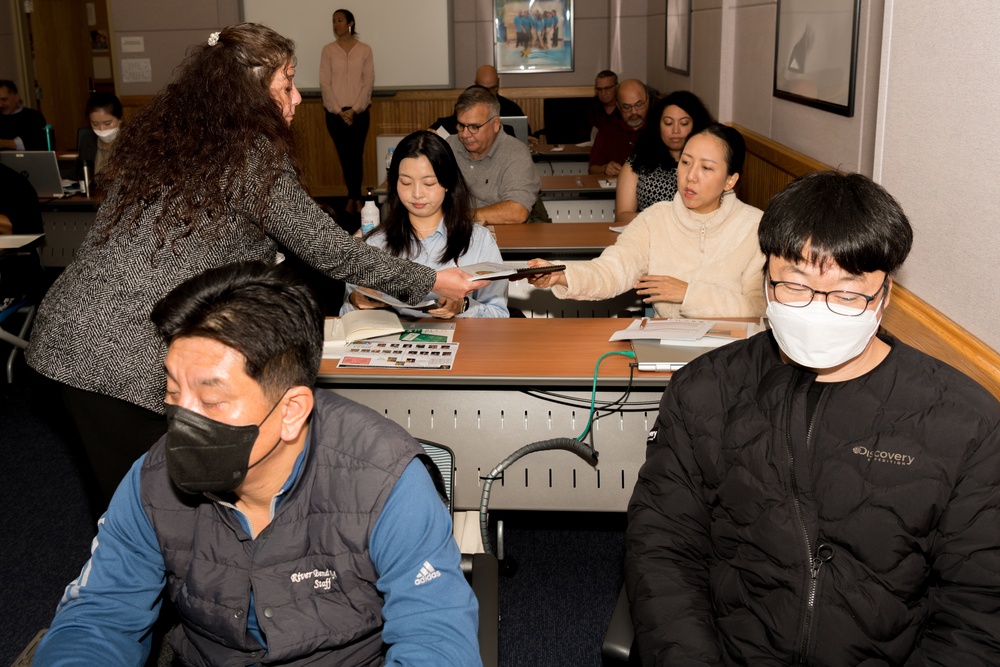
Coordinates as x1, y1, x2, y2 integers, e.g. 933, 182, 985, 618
456, 116, 497, 135
619, 99, 647, 114
768, 276, 888, 317
595, 85, 617, 94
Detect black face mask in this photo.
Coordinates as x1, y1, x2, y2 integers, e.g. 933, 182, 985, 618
164, 398, 283, 495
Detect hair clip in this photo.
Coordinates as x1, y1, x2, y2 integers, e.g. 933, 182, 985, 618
208, 31, 220, 46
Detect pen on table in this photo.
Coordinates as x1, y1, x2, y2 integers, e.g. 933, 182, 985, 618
640, 317, 648, 329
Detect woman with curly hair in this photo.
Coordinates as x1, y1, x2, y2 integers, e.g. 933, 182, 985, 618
615, 91, 713, 223
26, 23, 482, 504
342, 130, 508, 318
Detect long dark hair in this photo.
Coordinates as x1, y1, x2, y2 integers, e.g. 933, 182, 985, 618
377, 130, 474, 265
97, 23, 300, 249
629, 91, 713, 175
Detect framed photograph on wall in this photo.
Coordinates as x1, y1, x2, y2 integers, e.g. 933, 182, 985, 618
494, 0, 574, 74
773, 0, 860, 116
665, 0, 691, 75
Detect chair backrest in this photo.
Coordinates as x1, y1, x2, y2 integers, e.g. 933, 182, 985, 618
76, 127, 90, 151
419, 440, 455, 514
542, 96, 593, 145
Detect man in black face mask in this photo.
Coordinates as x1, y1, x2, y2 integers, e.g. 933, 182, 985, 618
35, 261, 482, 666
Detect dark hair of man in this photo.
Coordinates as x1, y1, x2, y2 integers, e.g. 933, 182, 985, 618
376, 130, 474, 265
455, 85, 500, 118
150, 261, 324, 398
96, 23, 300, 251
0, 79, 17, 94
85, 92, 123, 120
596, 70, 618, 84
758, 171, 913, 275
629, 91, 714, 176
334, 9, 357, 35
694, 123, 746, 176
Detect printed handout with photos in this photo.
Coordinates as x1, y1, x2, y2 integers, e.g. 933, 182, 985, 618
336, 340, 460, 370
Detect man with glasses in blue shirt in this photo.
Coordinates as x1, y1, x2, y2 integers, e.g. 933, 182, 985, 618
626, 170, 1000, 665
445, 85, 539, 225
589, 78, 649, 176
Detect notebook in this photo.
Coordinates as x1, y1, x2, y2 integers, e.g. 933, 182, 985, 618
631, 339, 719, 372
0, 150, 67, 197
500, 116, 530, 145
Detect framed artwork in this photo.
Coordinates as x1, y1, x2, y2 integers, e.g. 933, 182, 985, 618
494, 0, 574, 74
773, 0, 860, 116
665, 0, 691, 75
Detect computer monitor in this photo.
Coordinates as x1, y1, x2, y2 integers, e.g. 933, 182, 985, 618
0, 150, 65, 197
499, 116, 530, 146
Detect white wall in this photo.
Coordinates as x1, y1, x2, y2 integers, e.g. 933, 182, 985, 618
645, 0, 1000, 351
875, 1, 1000, 350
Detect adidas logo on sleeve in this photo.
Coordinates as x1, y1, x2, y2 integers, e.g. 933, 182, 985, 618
414, 561, 442, 586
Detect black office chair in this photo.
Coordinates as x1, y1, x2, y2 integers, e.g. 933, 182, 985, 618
0, 247, 44, 383
419, 440, 500, 667
601, 584, 640, 665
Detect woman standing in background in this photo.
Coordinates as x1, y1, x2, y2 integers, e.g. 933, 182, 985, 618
320, 8, 374, 214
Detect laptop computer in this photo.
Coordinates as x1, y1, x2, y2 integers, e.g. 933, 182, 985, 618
631, 339, 719, 372
0, 150, 67, 197
499, 116, 530, 146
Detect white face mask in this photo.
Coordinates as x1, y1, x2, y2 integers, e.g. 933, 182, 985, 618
765, 288, 884, 369
94, 126, 119, 143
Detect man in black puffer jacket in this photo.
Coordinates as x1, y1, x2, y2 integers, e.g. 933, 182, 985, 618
626, 171, 1000, 666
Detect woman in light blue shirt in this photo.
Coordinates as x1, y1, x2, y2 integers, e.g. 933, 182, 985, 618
342, 130, 509, 318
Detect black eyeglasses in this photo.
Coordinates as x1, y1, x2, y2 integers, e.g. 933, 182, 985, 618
619, 99, 647, 113
768, 276, 888, 317
456, 116, 497, 135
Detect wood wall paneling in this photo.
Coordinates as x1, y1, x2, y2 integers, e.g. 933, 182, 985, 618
31, 0, 93, 151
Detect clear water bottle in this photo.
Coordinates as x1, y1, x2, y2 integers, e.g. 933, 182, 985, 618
360, 187, 380, 236
385, 147, 395, 172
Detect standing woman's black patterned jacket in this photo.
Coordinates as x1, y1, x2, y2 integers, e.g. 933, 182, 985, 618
27, 154, 435, 413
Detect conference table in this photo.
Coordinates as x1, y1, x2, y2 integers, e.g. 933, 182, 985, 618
0, 234, 45, 255
318, 318, 669, 513
530, 143, 591, 162
490, 222, 620, 259
539, 174, 616, 198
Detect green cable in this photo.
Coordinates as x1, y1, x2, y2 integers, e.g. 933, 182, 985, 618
577, 350, 635, 442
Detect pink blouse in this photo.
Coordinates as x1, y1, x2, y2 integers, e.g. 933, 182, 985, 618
319, 39, 375, 113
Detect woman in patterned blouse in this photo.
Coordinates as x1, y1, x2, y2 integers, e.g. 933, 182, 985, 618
615, 91, 713, 223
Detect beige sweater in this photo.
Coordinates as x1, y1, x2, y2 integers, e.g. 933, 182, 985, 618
553, 192, 766, 318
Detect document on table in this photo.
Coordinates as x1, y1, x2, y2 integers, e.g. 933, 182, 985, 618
337, 340, 459, 370
609, 318, 716, 341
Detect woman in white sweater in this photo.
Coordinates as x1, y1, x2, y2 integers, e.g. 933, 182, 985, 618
528, 124, 766, 318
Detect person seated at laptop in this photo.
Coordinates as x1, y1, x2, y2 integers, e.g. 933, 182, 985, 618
431, 66, 535, 140
445, 86, 539, 225
528, 124, 766, 318
33, 260, 482, 666
0, 79, 47, 151
76, 92, 124, 180
616, 91, 713, 224
343, 130, 508, 318
587, 70, 621, 141
589, 78, 650, 176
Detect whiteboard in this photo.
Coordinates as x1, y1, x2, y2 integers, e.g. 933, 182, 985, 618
241, 0, 453, 92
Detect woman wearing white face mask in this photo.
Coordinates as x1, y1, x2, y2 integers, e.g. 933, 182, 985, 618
76, 92, 123, 180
